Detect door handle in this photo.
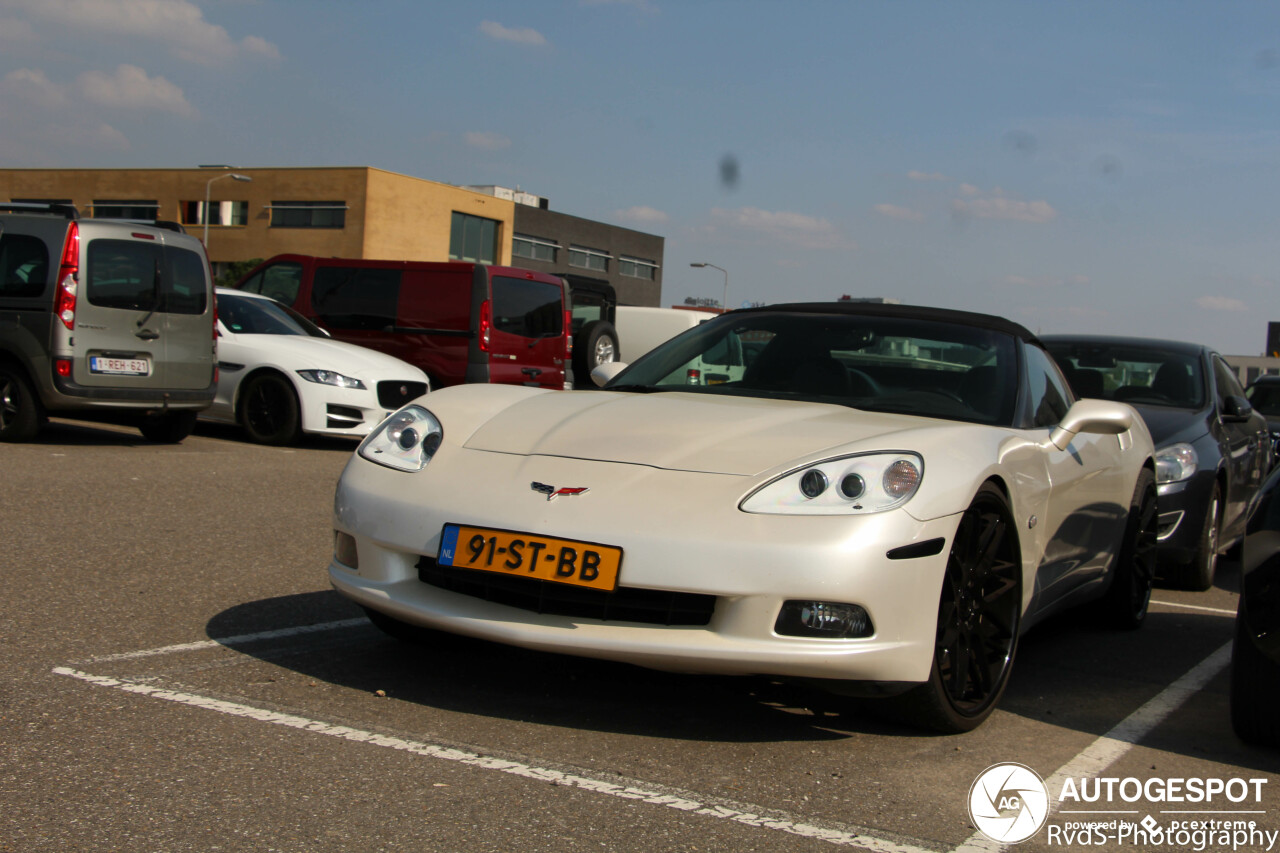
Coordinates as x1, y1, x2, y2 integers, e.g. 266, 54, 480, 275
521, 368, 543, 377
136, 329, 159, 341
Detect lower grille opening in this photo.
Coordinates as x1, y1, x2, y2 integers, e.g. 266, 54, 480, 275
416, 558, 716, 626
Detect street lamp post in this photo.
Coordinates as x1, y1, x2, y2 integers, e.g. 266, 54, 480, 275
202, 172, 252, 247
689, 262, 729, 312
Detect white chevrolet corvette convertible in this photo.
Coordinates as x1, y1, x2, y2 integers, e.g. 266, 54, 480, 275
330, 303, 1157, 732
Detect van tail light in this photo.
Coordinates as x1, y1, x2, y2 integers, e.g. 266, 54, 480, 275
478, 299, 492, 352
54, 358, 72, 377
686, 369, 701, 385
564, 310, 573, 356
54, 222, 80, 330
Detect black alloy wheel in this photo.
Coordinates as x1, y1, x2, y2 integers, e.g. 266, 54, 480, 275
883, 482, 1022, 733
1171, 483, 1220, 591
238, 372, 301, 445
0, 366, 41, 441
1101, 468, 1158, 628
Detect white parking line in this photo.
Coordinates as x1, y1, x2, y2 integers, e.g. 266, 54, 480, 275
1150, 599, 1237, 617
77, 618, 369, 664
950, 641, 1234, 853
51, 664, 937, 853
51, 622, 1235, 853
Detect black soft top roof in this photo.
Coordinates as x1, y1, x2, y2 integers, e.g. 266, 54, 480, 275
730, 301, 1039, 343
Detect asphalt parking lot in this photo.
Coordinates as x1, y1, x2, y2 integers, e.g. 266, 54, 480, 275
3, 418, 1278, 853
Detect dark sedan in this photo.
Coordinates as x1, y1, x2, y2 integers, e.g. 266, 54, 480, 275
1233, 463, 1280, 746
1044, 336, 1271, 590
1245, 374, 1280, 465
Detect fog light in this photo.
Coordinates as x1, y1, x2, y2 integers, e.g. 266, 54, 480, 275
775, 600, 872, 638
334, 531, 359, 569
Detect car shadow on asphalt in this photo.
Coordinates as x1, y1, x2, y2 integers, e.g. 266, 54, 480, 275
205, 590, 928, 744
203, 582, 1280, 763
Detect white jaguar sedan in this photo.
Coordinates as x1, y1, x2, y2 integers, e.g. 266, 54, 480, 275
330, 303, 1156, 731
204, 289, 429, 445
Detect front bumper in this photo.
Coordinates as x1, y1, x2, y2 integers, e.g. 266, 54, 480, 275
329, 448, 959, 684
1155, 472, 1216, 566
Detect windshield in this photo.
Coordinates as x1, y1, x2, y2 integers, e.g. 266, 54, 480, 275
218, 291, 328, 338
607, 311, 1019, 426
1045, 341, 1206, 410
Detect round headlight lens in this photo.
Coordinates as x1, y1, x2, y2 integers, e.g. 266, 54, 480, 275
839, 473, 866, 500
800, 469, 828, 499
358, 406, 443, 472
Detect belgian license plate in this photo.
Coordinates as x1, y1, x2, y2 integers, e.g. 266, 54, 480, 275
438, 524, 622, 591
89, 356, 150, 376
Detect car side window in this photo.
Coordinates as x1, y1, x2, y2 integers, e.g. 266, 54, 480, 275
1212, 355, 1246, 406
0, 234, 50, 298
312, 266, 400, 330
1024, 343, 1072, 428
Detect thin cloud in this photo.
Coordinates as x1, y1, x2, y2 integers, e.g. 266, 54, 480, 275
479, 20, 548, 46
6, 0, 280, 64
874, 204, 924, 222
952, 196, 1057, 224
464, 131, 512, 150
615, 206, 669, 225
1196, 295, 1248, 312
2, 68, 69, 106
711, 207, 852, 250
77, 64, 194, 116
907, 171, 949, 182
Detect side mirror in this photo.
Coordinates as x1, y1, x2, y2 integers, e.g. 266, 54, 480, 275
591, 361, 628, 388
1222, 395, 1254, 422
1046, 399, 1135, 451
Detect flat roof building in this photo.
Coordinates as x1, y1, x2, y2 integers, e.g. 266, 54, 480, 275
0, 167, 664, 307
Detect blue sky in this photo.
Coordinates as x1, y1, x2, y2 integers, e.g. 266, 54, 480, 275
2, 1, 1279, 354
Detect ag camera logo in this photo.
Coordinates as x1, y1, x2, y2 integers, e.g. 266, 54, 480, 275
969, 763, 1050, 844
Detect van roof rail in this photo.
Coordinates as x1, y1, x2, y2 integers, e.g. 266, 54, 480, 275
0, 202, 80, 220
94, 218, 187, 234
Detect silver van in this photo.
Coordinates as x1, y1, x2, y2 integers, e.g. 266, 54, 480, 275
0, 204, 217, 442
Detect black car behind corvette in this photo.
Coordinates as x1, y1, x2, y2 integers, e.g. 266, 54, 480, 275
1044, 336, 1271, 590
1234, 463, 1280, 746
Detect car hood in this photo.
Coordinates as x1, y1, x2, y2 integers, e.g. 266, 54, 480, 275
1131, 403, 1209, 448
226, 333, 424, 377
461, 390, 948, 476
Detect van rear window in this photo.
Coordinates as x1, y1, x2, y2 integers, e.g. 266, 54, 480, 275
492, 276, 563, 339
312, 266, 400, 330
86, 240, 207, 314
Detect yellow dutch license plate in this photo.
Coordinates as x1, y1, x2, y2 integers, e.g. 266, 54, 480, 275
438, 524, 622, 591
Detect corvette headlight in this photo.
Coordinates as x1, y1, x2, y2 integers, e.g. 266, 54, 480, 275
741, 452, 923, 515
1155, 442, 1198, 484
297, 369, 366, 390
358, 406, 442, 471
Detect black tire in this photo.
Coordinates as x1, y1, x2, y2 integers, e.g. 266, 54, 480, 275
573, 320, 618, 385
0, 364, 41, 442
137, 411, 198, 443
879, 482, 1022, 733
238, 372, 301, 445
1169, 483, 1220, 591
1230, 597, 1280, 746
1100, 468, 1158, 629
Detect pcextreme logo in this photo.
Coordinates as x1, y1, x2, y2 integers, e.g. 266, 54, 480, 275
968, 762, 1051, 844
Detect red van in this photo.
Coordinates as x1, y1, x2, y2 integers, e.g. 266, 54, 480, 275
233, 255, 571, 390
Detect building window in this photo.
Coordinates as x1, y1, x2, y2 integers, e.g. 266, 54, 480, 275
512, 233, 559, 263
10, 198, 73, 206
180, 200, 249, 227
568, 244, 610, 272
449, 212, 499, 265
269, 201, 347, 228
92, 200, 159, 220
619, 255, 658, 281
